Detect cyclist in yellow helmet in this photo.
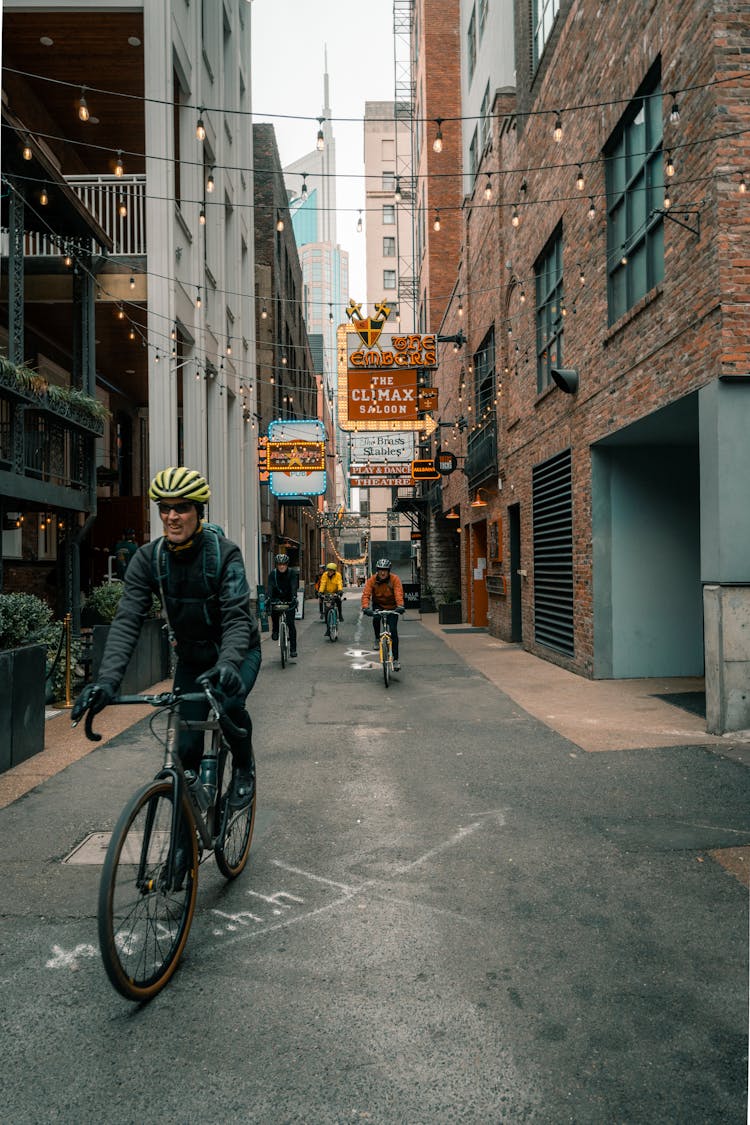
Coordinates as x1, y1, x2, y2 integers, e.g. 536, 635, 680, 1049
72, 467, 261, 807
319, 561, 344, 635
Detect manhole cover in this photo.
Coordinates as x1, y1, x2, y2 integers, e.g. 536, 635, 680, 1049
63, 832, 112, 864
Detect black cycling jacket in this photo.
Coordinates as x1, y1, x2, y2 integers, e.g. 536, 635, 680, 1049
97, 530, 260, 688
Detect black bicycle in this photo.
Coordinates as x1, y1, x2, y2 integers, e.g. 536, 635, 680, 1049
272, 601, 293, 667
84, 683, 255, 1001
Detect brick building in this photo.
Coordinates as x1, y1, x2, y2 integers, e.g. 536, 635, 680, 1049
430, 0, 750, 732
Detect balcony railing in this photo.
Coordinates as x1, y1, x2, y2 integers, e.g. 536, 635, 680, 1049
466, 416, 498, 490
20, 175, 147, 258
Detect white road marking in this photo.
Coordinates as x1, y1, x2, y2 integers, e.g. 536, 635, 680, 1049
46, 943, 98, 969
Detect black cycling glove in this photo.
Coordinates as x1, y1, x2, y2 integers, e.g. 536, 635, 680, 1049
71, 681, 116, 724
204, 662, 243, 697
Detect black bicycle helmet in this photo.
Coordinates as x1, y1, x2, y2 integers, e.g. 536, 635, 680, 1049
375, 558, 392, 570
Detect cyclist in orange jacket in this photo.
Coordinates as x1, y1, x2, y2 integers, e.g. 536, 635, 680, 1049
361, 558, 405, 671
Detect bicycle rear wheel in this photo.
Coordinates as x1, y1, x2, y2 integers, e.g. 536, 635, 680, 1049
214, 745, 256, 879
98, 779, 198, 1001
327, 607, 338, 642
381, 634, 391, 688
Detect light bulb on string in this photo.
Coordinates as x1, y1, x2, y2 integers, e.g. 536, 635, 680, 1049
130, 275, 135, 289
458, 298, 464, 319
553, 111, 563, 142
740, 173, 747, 194
484, 175, 493, 201
78, 88, 90, 122
118, 198, 127, 218
129, 326, 136, 341
356, 210, 363, 233
578, 263, 585, 285
195, 287, 202, 309
511, 205, 520, 228
40, 184, 49, 206
576, 165, 584, 191
196, 113, 206, 141
199, 206, 206, 226
206, 168, 215, 193
22, 141, 32, 160
665, 151, 675, 177
261, 303, 268, 320
664, 187, 672, 209
669, 95, 680, 124
276, 209, 284, 232
394, 177, 402, 203
300, 174, 308, 201
433, 209, 441, 232
433, 118, 444, 153
588, 197, 596, 220
316, 118, 325, 150
114, 151, 124, 177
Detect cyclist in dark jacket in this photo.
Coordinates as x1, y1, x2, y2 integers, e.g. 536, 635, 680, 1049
71, 466, 261, 807
267, 554, 299, 658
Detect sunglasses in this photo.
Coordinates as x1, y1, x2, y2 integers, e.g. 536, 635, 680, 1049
158, 502, 194, 515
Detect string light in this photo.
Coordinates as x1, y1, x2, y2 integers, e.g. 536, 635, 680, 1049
316, 117, 325, 150
226, 338, 232, 356
458, 297, 464, 319
588, 196, 596, 220
199, 206, 206, 225
356, 210, 363, 233
433, 209, 441, 231
261, 303, 268, 319
553, 111, 563, 142
576, 165, 584, 190
300, 173, 308, 200
664, 187, 672, 209
511, 205, 520, 227
118, 198, 127, 217
484, 175, 492, 201
578, 262, 585, 285
77, 87, 89, 122
665, 151, 675, 177
206, 168, 215, 193
276, 209, 284, 232
63, 250, 73, 268
39, 184, 49, 206
196, 112, 206, 141
195, 286, 202, 308
114, 150, 124, 177
669, 94, 680, 124
740, 173, 747, 194
394, 176, 402, 203
130, 275, 135, 289
22, 141, 32, 160
129, 326, 136, 341
433, 118, 444, 153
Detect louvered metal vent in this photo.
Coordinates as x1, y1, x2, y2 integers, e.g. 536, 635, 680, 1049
532, 448, 574, 656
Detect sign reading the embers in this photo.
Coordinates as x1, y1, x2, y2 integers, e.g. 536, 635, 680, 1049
347, 370, 418, 421
347, 332, 438, 371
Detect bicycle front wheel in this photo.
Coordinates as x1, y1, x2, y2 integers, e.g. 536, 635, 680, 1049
381, 635, 391, 688
98, 779, 198, 1001
280, 621, 288, 668
327, 608, 338, 641
215, 746, 256, 879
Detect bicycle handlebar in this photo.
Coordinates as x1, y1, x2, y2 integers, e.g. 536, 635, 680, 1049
81, 684, 248, 743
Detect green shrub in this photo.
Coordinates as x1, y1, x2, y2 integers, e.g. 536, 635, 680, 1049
0, 593, 82, 702
83, 580, 162, 623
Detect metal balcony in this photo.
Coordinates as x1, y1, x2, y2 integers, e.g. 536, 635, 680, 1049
20, 175, 147, 258
465, 416, 498, 490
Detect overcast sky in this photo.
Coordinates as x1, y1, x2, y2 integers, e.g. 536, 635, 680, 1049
250, 0, 397, 303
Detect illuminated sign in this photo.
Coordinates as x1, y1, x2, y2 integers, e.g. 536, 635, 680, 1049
350, 464, 409, 478
337, 325, 438, 435
411, 459, 441, 481
349, 474, 413, 488
266, 441, 325, 472
267, 419, 326, 497
418, 387, 439, 412
348, 370, 418, 421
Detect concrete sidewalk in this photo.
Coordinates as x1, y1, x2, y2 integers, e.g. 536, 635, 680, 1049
3, 607, 749, 814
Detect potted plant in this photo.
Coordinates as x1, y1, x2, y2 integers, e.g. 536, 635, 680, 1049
85, 581, 168, 692
437, 588, 463, 625
0, 593, 85, 771
420, 584, 437, 613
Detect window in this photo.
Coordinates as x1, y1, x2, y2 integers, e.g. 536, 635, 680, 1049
479, 0, 489, 40
383, 236, 396, 257
383, 204, 396, 225
382, 171, 396, 192
467, 6, 477, 82
474, 326, 495, 415
533, 0, 560, 66
480, 82, 491, 150
535, 226, 564, 393
383, 269, 397, 290
605, 70, 664, 324
469, 128, 479, 181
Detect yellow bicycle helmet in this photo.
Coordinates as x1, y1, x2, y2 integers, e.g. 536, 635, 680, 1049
148, 466, 211, 504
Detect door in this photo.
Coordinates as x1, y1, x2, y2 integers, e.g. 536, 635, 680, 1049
471, 519, 489, 627
509, 503, 522, 643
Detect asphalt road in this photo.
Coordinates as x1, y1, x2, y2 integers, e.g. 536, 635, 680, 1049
0, 606, 748, 1123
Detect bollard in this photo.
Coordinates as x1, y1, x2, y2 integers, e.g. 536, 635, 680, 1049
64, 612, 72, 708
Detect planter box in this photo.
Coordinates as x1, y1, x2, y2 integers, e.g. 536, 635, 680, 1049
438, 602, 463, 624
92, 618, 169, 693
420, 597, 437, 613
0, 644, 46, 773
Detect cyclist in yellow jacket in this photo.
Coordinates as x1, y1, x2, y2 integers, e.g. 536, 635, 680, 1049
319, 562, 344, 634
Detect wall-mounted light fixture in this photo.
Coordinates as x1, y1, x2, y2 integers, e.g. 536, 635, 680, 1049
550, 367, 579, 394
470, 488, 490, 508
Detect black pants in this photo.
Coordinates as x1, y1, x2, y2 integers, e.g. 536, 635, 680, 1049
373, 612, 399, 659
173, 653, 257, 772
271, 604, 297, 649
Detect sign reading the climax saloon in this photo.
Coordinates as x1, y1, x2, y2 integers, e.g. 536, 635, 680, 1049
347, 369, 418, 421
